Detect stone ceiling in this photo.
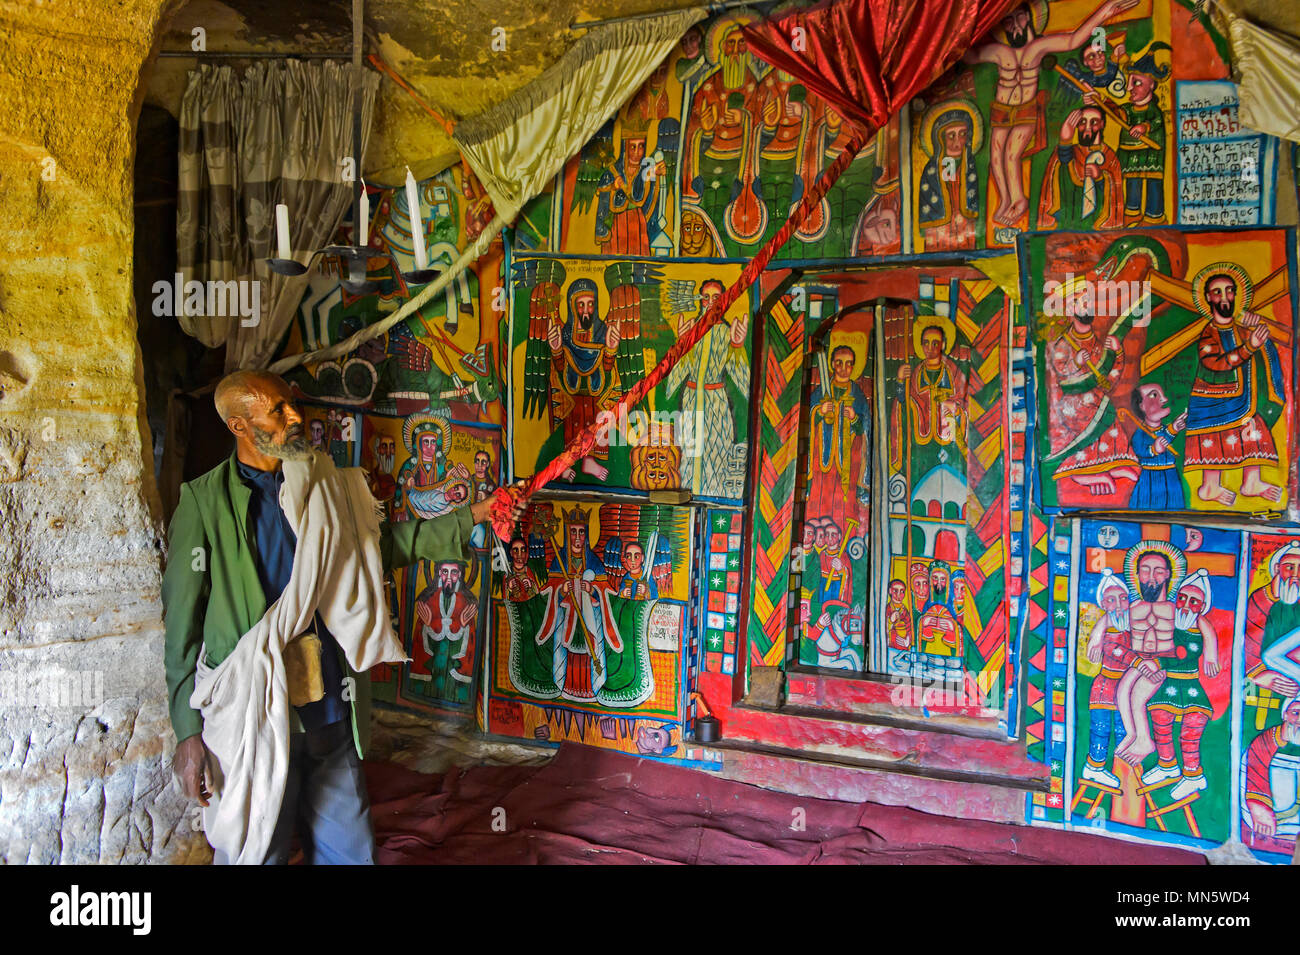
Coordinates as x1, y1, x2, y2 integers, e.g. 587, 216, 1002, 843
146, 0, 707, 182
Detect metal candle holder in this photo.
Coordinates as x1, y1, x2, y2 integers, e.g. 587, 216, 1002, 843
265, 246, 440, 296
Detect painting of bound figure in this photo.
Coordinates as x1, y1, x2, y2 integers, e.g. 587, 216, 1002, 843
1239, 533, 1300, 862
1027, 227, 1296, 514
1068, 519, 1236, 847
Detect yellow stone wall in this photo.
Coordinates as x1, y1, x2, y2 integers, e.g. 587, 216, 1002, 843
0, 0, 209, 863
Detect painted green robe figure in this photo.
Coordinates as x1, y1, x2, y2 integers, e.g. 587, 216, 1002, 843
1118, 42, 1171, 226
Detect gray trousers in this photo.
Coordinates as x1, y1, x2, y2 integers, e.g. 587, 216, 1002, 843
214, 720, 375, 865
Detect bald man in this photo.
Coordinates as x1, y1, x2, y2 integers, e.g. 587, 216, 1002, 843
164, 371, 521, 864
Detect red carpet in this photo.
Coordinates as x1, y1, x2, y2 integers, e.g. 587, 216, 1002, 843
365, 743, 1206, 864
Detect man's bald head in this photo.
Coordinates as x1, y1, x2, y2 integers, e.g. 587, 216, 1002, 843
215, 370, 310, 462
214, 370, 289, 423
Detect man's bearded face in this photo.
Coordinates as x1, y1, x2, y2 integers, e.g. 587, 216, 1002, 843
252, 422, 312, 461
575, 292, 597, 330
930, 568, 949, 600
1077, 110, 1105, 147
1276, 555, 1300, 605
1205, 278, 1237, 321
624, 544, 645, 577
509, 541, 528, 570
376, 437, 396, 474
1175, 587, 1206, 630
721, 31, 752, 90
1101, 589, 1131, 629
1137, 554, 1172, 603
1003, 7, 1033, 47
437, 563, 462, 594
1283, 701, 1300, 730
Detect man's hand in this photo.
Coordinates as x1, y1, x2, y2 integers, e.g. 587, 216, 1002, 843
173, 734, 214, 808
470, 480, 529, 526
1255, 671, 1300, 696
1061, 109, 1082, 143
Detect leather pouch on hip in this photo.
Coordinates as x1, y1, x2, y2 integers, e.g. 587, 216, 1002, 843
284, 632, 325, 706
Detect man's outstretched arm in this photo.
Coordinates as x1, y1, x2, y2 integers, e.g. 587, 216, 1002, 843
380, 497, 495, 571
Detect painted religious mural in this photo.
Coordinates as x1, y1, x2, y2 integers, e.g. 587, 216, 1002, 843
278, 167, 507, 718
486, 499, 692, 756
1049, 519, 1300, 861
1026, 226, 1296, 514
876, 284, 1013, 703
794, 310, 874, 672
1239, 533, 1300, 862
1067, 520, 1236, 848
913, 0, 1176, 252
514, 10, 903, 262
264, 0, 1300, 860
508, 256, 753, 503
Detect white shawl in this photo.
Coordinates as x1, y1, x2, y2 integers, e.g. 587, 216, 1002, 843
190, 451, 408, 864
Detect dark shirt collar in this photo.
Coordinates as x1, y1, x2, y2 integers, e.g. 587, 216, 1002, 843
236, 457, 284, 488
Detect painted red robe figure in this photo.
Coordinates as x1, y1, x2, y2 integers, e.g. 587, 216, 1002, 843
807, 344, 870, 530
594, 134, 663, 256
1045, 284, 1138, 496
682, 17, 765, 243
1243, 698, 1300, 845
1036, 106, 1124, 231
411, 561, 477, 696
891, 321, 968, 475
1081, 569, 1139, 788
1183, 266, 1286, 507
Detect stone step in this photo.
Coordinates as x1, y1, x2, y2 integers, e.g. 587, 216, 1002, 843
684, 738, 1041, 825
714, 701, 1048, 785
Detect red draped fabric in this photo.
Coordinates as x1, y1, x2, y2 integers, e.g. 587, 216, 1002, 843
490, 0, 1020, 538
740, 0, 1020, 133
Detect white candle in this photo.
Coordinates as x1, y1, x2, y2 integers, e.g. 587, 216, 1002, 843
404, 167, 428, 270
275, 202, 292, 260
358, 181, 370, 246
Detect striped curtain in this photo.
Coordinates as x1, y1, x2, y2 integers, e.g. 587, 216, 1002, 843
176, 59, 379, 370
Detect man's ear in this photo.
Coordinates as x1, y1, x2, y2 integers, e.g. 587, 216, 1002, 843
227, 416, 247, 439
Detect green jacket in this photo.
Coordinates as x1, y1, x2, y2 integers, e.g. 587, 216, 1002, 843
162, 452, 476, 758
